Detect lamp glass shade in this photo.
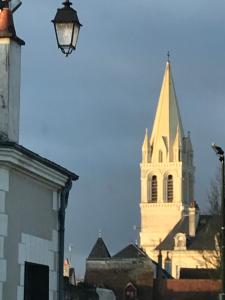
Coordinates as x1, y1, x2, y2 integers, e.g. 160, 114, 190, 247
55, 22, 80, 55
56, 22, 73, 46
72, 23, 79, 48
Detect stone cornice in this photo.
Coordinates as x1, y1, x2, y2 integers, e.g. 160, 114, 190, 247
140, 203, 182, 208
0, 146, 75, 188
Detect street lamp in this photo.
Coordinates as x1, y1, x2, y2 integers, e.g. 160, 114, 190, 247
52, 0, 82, 57
212, 143, 225, 300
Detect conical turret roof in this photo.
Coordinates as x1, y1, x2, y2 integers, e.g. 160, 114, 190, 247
87, 237, 111, 259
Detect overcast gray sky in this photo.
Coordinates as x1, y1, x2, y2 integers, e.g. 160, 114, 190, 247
15, 0, 225, 277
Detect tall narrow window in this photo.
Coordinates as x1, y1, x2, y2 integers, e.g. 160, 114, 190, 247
159, 150, 163, 162
151, 175, 157, 202
167, 175, 173, 202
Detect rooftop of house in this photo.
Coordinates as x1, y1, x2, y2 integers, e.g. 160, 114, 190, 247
86, 238, 172, 279
156, 214, 219, 251
180, 267, 219, 279
112, 243, 148, 259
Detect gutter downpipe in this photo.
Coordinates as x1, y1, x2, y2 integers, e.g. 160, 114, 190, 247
59, 178, 72, 300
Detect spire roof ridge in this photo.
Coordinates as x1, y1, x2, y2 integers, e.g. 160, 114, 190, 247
149, 60, 184, 161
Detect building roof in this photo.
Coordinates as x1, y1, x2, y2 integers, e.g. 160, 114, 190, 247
156, 215, 219, 251
180, 268, 219, 279
0, 140, 79, 181
113, 244, 148, 259
87, 238, 111, 259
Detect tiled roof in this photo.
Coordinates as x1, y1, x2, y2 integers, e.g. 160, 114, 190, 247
88, 238, 111, 259
180, 268, 219, 279
113, 244, 148, 259
156, 215, 219, 251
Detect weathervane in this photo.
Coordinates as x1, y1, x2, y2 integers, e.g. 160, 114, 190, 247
0, 0, 22, 13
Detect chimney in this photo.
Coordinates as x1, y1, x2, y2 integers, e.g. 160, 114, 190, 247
0, 7, 24, 142
156, 250, 162, 279
188, 201, 199, 237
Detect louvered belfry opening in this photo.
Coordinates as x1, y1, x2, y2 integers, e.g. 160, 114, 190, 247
151, 175, 157, 202
167, 175, 173, 202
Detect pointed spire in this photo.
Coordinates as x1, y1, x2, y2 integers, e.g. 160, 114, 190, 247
142, 128, 149, 149
172, 125, 183, 161
142, 128, 149, 163
150, 59, 184, 162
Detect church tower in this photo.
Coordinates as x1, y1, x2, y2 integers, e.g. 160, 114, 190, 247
140, 59, 195, 257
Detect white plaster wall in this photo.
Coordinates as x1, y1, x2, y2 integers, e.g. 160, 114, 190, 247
17, 232, 58, 300
4, 169, 60, 300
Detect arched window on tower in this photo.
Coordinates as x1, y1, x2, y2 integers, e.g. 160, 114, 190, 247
167, 175, 173, 202
150, 175, 157, 202
159, 150, 163, 162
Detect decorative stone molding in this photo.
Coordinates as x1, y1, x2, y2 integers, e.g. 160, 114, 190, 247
0, 148, 68, 188
140, 203, 181, 208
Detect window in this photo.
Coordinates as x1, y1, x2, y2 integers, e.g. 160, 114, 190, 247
151, 175, 157, 202
24, 262, 49, 300
159, 150, 163, 162
167, 175, 173, 202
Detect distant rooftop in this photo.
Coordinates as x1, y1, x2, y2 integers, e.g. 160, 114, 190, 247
156, 215, 219, 251
87, 238, 111, 259
113, 244, 148, 259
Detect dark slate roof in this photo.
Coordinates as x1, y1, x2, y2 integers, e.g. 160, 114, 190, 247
88, 238, 111, 259
0, 141, 78, 181
156, 215, 219, 251
180, 268, 219, 279
113, 244, 148, 259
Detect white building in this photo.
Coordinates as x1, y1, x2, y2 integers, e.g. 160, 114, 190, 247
0, 5, 78, 300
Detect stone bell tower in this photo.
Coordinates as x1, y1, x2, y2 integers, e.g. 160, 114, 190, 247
0, 3, 24, 142
140, 59, 195, 257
